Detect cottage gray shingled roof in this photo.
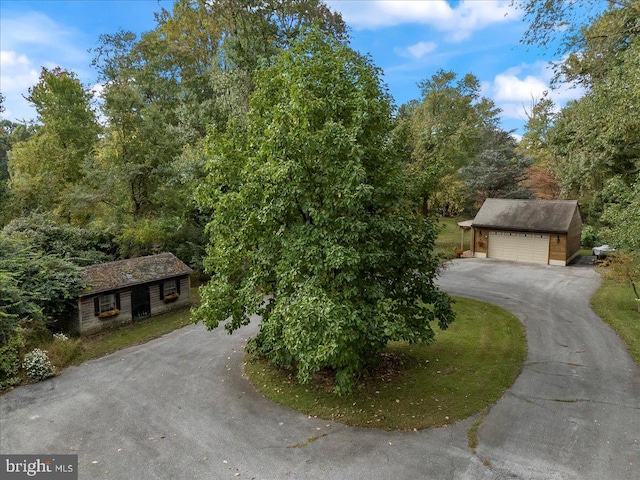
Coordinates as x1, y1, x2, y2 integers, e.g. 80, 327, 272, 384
79, 252, 192, 296
472, 198, 580, 233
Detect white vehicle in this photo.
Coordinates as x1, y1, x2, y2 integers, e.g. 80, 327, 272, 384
592, 245, 616, 259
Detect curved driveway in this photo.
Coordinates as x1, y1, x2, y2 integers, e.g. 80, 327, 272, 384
1, 259, 639, 479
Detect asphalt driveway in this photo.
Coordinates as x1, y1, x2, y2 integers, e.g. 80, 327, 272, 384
1, 259, 639, 479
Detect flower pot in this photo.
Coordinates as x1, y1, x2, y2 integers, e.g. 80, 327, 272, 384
99, 309, 120, 319
163, 293, 180, 304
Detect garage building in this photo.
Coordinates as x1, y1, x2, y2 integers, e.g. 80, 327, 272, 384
472, 198, 582, 266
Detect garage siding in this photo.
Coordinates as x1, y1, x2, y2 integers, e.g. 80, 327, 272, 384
549, 234, 567, 264
566, 209, 582, 261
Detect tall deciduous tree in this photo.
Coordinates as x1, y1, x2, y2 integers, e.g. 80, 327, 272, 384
89, 0, 346, 258
194, 28, 454, 393
518, 1, 640, 224
515, 0, 610, 85
518, 97, 562, 199
7, 68, 100, 220
599, 175, 640, 304
397, 70, 501, 216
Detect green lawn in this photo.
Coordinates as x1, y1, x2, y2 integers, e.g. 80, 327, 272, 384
244, 297, 526, 430
434, 217, 471, 261
73, 308, 194, 364
591, 281, 640, 365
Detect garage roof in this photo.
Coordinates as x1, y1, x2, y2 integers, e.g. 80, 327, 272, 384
472, 198, 580, 233
79, 252, 192, 296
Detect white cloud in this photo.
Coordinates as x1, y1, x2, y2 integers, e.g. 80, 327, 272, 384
1, 11, 90, 122
0, 50, 40, 120
485, 62, 586, 123
1, 51, 30, 69
90, 82, 105, 99
1, 11, 75, 51
446, 1, 517, 42
395, 41, 438, 59
494, 72, 548, 103
329, 0, 519, 41
330, 1, 451, 30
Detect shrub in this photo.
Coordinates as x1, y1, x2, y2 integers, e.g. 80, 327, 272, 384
0, 327, 25, 389
581, 225, 599, 248
23, 348, 55, 381
46, 337, 82, 368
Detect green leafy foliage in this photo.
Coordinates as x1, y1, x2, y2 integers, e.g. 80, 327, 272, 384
598, 176, 640, 301
2, 212, 114, 265
580, 225, 599, 249
519, 1, 640, 225
0, 326, 24, 388
195, 28, 454, 393
0, 234, 85, 320
7, 68, 100, 220
84, 0, 346, 259
395, 70, 503, 216
0, 216, 103, 348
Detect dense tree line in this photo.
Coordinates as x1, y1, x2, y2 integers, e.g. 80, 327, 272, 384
0, 0, 350, 387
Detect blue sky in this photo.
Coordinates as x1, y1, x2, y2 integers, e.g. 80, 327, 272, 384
1, 0, 590, 136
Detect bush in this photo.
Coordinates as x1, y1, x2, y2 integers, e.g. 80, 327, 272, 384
46, 337, 82, 368
581, 225, 599, 248
0, 327, 25, 389
23, 348, 55, 381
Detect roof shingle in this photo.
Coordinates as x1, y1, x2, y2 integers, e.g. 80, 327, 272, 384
472, 199, 580, 233
79, 252, 192, 296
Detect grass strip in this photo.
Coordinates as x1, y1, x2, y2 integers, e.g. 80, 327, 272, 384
591, 281, 640, 365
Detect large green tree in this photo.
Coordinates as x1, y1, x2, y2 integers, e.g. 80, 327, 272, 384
6, 68, 100, 220
598, 175, 640, 303
517, 97, 562, 200
517, 0, 635, 86
462, 126, 533, 207
396, 70, 502, 216
89, 0, 346, 259
519, 1, 640, 223
194, 28, 454, 393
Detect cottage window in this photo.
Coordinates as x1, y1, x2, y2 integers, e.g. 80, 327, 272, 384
94, 293, 121, 317
159, 278, 181, 300
164, 280, 177, 296
100, 294, 117, 313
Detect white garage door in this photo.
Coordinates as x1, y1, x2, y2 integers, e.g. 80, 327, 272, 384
488, 231, 549, 264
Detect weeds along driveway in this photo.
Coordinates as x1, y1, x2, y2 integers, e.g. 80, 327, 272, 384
1, 259, 639, 480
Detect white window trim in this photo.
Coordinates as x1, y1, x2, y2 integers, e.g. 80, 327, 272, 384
100, 293, 117, 313
164, 279, 178, 296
